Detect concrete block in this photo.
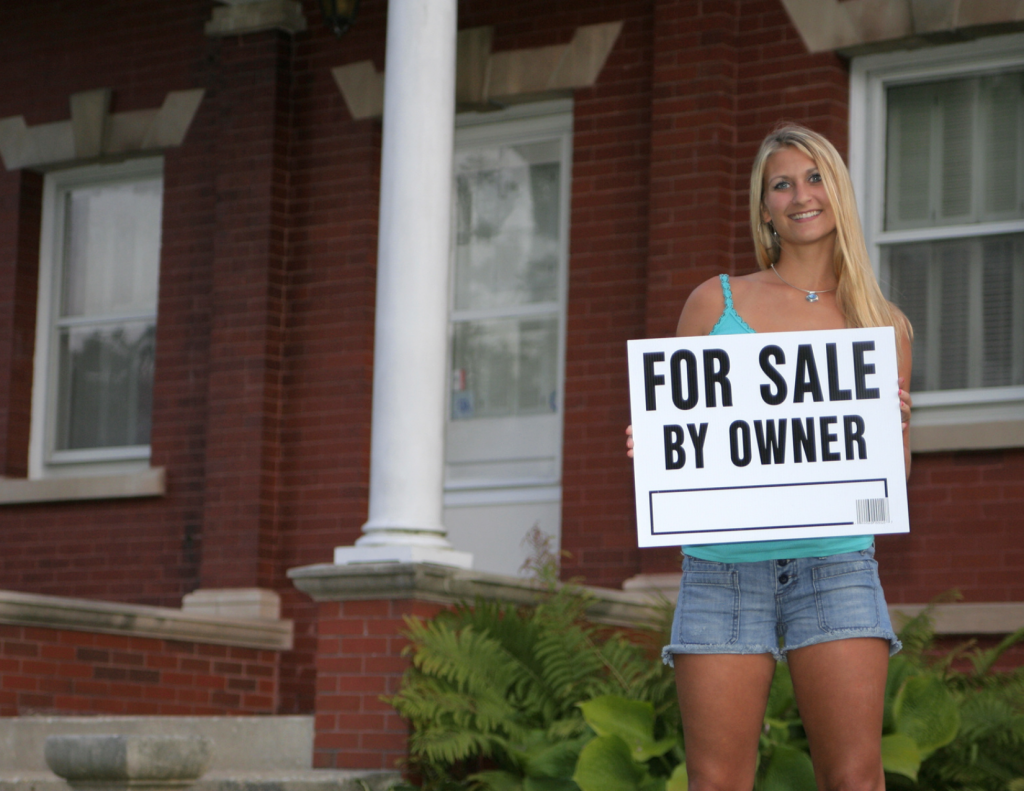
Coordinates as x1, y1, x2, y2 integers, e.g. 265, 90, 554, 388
0, 717, 313, 773
181, 588, 281, 621
44, 734, 211, 782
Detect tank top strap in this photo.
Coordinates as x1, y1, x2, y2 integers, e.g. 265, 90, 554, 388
719, 273, 734, 309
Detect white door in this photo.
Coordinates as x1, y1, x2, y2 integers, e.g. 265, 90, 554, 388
443, 103, 572, 576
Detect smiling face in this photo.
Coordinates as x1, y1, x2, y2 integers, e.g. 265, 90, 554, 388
761, 146, 837, 249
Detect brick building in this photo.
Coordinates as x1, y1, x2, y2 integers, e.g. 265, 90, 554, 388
0, 0, 1021, 772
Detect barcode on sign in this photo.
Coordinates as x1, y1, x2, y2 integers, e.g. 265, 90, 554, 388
856, 498, 890, 524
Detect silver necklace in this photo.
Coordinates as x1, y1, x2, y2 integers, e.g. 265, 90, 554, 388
770, 264, 836, 303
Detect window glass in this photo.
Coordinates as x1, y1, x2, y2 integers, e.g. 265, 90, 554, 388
885, 70, 1024, 230
883, 68, 1024, 395
450, 138, 562, 421
453, 141, 561, 311
53, 175, 162, 453
885, 234, 1024, 392
450, 316, 558, 420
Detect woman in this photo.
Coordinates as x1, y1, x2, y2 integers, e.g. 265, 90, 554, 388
628, 125, 913, 791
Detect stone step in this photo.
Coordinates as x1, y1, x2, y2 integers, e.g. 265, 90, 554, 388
0, 717, 314, 773
0, 770, 402, 791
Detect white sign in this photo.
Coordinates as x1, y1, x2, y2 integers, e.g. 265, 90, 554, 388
627, 327, 909, 548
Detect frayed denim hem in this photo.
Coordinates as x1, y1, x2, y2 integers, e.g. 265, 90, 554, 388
661, 643, 784, 666
779, 630, 903, 661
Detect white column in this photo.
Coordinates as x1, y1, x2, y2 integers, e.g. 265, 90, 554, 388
335, 0, 471, 568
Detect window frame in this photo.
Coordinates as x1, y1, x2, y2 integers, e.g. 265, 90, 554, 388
30, 156, 164, 479
443, 100, 573, 507
850, 33, 1024, 451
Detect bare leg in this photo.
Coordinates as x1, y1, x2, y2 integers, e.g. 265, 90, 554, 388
674, 653, 776, 791
787, 638, 890, 791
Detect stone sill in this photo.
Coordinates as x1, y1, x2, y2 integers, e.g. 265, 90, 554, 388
0, 468, 165, 505
0, 590, 293, 650
288, 562, 672, 629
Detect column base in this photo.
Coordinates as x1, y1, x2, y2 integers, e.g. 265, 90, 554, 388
333, 544, 473, 568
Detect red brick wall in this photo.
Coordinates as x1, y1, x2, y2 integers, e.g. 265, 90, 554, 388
0, 0, 1020, 728
0, 624, 279, 716
312, 598, 444, 771
880, 450, 1024, 604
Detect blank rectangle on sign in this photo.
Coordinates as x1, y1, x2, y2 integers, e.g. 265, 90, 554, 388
650, 478, 890, 542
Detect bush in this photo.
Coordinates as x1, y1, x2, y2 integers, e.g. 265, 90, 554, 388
389, 583, 1024, 791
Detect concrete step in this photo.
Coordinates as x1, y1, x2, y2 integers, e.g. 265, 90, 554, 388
0, 770, 402, 791
0, 717, 314, 773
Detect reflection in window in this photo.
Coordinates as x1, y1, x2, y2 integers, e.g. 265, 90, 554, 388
450, 317, 557, 420
450, 139, 563, 420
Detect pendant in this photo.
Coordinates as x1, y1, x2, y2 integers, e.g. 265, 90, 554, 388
805, 292, 819, 303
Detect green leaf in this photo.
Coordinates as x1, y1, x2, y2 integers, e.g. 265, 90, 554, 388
882, 655, 916, 734
472, 770, 525, 791
893, 675, 960, 754
573, 734, 645, 791
520, 734, 590, 780
761, 745, 816, 791
578, 696, 677, 761
764, 664, 795, 721
880, 733, 920, 781
665, 763, 688, 791
524, 778, 580, 791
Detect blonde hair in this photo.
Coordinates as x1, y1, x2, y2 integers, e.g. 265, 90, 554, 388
749, 125, 911, 350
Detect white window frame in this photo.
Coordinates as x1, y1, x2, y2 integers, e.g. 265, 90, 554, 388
850, 33, 1024, 452
443, 100, 573, 508
29, 157, 164, 480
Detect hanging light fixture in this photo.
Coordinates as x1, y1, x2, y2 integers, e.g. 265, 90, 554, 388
318, 0, 361, 37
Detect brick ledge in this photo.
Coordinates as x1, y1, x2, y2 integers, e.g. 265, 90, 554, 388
0, 590, 293, 650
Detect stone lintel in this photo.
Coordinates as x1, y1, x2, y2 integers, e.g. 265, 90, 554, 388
0, 589, 293, 650
333, 21, 623, 120
0, 89, 204, 171
205, 0, 307, 36
781, 0, 1024, 54
287, 562, 669, 629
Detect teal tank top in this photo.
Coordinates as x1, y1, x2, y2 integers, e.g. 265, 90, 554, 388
683, 275, 873, 562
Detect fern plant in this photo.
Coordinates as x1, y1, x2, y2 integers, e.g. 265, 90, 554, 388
387, 582, 678, 791
894, 606, 1024, 791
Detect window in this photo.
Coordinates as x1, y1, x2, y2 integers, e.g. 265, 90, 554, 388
30, 158, 163, 478
442, 101, 572, 576
851, 34, 1024, 451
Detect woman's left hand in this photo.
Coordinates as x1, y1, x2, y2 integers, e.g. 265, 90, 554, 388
898, 377, 912, 433
897, 379, 913, 436
899, 376, 912, 480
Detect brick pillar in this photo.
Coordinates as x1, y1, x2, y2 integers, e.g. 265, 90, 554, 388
290, 560, 669, 772
312, 598, 444, 770
640, 0, 741, 576
199, 32, 292, 590
0, 170, 41, 478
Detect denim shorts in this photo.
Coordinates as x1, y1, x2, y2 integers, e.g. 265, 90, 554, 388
662, 546, 901, 665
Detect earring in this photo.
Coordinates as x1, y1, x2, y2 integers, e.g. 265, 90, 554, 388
767, 221, 780, 240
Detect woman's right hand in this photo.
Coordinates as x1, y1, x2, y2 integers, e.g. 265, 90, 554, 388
626, 425, 634, 458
